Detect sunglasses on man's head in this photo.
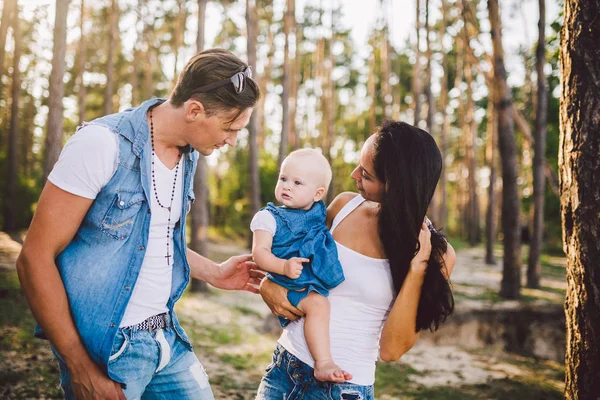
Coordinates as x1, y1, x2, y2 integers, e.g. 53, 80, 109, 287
192, 66, 253, 95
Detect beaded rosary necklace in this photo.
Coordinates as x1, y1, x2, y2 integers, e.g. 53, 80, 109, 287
149, 107, 182, 266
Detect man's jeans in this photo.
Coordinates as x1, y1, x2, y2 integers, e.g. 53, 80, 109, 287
53, 320, 214, 400
255, 344, 374, 400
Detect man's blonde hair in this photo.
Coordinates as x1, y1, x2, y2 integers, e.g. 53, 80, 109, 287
284, 148, 333, 189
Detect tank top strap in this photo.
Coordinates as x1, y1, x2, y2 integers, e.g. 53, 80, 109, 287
330, 194, 366, 234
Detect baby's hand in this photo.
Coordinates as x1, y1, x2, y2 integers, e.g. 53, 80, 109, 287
283, 257, 308, 279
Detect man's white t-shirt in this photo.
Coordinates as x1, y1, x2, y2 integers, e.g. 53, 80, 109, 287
48, 124, 184, 327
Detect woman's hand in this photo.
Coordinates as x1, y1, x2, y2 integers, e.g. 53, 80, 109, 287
259, 279, 305, 321
410, 222, 432, 275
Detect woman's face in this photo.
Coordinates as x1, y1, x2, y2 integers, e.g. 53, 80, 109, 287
351, 135, 385, 203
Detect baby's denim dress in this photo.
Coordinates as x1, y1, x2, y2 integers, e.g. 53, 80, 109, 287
263, 201, 345, 326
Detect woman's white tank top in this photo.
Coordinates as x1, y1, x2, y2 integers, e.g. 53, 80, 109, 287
277, 194, 396, 386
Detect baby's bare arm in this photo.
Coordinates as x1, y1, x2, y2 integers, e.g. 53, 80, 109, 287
252, 231, 307, 279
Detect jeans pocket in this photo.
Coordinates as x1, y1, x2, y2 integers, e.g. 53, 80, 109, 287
101, 191, 145, 240
264, 346, 282, 374
108, 330, 130, 363
329, 383, 373, 400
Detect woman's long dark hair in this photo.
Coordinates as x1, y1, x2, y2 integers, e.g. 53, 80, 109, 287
372, 120, 454, 332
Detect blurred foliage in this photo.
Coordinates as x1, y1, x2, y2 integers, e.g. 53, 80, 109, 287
0, 0, 564, 255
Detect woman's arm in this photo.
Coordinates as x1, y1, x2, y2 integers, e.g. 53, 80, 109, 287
379, 224, 457, 362
259, 278, 305, 320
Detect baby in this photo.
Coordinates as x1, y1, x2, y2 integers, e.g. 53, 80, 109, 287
251, 149, 352, 383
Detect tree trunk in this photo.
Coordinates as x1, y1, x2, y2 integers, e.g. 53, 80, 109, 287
325, 12, 335, 204
527, 0, 547, 289
488, 0, 521, 299
367, 50, 376, 136
290, 7, 300, 150
381, 14, 392, 119
104, 0, 117, 115
77, 0, 86, 125
190, 0, 210, 293
437, 0, 449, 229
560, 1, 600, 397
462, 3, 480, 245
412, 0, 422, 126
278, 0, 293, 169
172, 0, 188, 89
43, 0, 70, 181
424, 0, 437, 221
246, 0, 261, 247
3, 9, 20, 232
0, 0, 15, 103
131, 0, 143, 106
485, 83, 498, 265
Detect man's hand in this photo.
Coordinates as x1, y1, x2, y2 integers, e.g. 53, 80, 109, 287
283, 257, 308, 279
211, 254, 263, 293
70, 361, 125, 400
259, 278, 304, 321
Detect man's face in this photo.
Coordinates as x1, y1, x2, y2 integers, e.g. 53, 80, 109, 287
191, 107, 253, 156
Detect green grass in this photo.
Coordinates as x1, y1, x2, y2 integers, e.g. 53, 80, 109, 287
0, 270, 62, 399
233, 305, 262, 317
374, 360, 563, 400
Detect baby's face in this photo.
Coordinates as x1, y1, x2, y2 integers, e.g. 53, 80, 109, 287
275, 156, 325, 210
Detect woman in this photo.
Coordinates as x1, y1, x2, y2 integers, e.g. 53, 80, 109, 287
256, 120, 456, 399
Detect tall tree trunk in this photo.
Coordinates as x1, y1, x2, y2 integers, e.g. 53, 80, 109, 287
3, 9, 20, 232
172, 0, 188, 89
104, 0, 117, 115
424, 0, 437, 221
77, 0, 86, 124
437, 0, 449, 228
325, 10, 335, 204
527, 0, 547, 289
380, 2, 391, 119
412, 0, 422, 126
290, 6, 299, 150
144, 7, 154, 100
560, 1, 600, 397
489, 0, 521, 299
367, 50, 377, 136
190, 0, 210, 293
131, 0, 143, 106
247, 0, 261, 246
485, 83, 498, 265
278, 0, 293, 169
424, 0, 434, 133
0, 0, 15, 103
43, 0, 70, 181
462, 2, 480, 245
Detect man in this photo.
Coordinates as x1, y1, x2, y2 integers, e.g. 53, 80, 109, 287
16, 48, 261, 399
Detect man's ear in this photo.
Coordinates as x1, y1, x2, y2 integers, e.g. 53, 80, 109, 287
313, 187, 326, 202
185, 99, 206, 122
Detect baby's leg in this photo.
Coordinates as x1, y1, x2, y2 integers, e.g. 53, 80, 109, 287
297, 292, 352, 383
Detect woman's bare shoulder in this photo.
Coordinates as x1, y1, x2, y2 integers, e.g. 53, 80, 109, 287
326, 192, 359, 227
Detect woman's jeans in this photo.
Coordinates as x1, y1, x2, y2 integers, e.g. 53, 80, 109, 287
52, 318, 215, 400
256, 344, 375, 400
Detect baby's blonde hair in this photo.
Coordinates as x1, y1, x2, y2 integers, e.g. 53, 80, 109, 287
283, 148, 332, 189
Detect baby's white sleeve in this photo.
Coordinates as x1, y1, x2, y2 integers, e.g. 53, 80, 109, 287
250, 210, 277, 235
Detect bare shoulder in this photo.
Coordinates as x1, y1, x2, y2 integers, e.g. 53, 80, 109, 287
326, 192, 359, 228
443, 241, 457, 279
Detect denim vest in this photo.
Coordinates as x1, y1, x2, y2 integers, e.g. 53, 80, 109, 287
264, 201, 345, 294
34, 98, 198, 381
